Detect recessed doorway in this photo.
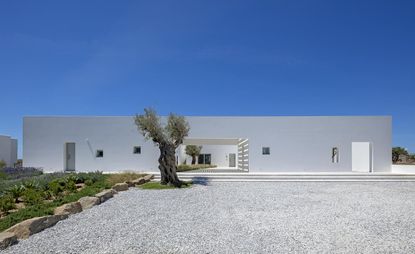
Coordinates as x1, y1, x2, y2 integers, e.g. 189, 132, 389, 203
65, 142, 76, 171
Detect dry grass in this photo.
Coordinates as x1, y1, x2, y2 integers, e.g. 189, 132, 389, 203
105, 172, 146, 186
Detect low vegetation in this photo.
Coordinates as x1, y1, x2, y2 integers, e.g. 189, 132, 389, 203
0, 166, 43, 180
105, 172, 146, 186
0, 160, 6, 169
138, 181, 192, 190
0, 169, 152, 232
177, 164, 216, 172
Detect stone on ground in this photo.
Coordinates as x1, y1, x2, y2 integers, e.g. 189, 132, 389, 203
78, 196, 100, 210
95, 189, 115, 203
112, 183, 129, 192
143, 174, 154, 182
0, 232, 17, 250
54, 202, 83, 216
6, 215, 68, 239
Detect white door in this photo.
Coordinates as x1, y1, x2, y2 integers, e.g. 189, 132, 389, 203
352, 142, 372, 172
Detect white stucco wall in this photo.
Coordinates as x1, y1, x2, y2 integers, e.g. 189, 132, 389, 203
391, 165, 415, 174
23, 116, 392, 172
0, 135, 18, 167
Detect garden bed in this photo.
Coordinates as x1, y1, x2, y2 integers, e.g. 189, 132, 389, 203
0, 170, 146, 232
177, 164, 216, 172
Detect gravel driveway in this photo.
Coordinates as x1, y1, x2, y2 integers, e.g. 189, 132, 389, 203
3, 182, 415, 254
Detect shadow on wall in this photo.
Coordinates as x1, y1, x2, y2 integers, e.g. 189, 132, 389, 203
191, 177, 210, 186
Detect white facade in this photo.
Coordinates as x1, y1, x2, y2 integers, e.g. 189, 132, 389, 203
0, 135, 18, 167
23, 116, 392, 173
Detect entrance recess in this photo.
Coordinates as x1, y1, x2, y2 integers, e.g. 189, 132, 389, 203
182, 138, 249, 171
352, 142, 372, 172
65, 142, 76, 171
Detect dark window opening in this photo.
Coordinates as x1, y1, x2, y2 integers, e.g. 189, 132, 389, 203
96, 150, 104, 158
262, 147, 270, 155
133, 146, 141, 154
198, 154, 211, 165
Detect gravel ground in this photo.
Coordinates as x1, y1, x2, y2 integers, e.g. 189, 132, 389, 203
3, 182, 415, 254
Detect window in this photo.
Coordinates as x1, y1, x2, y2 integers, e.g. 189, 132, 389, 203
133, 146, 141, 154
96, 150, 104, 158
332, 147, 339, 163
198, 154, 211, 165
262, 147, 270, 155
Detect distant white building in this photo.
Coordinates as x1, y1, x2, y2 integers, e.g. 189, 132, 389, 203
0, 135, 18, 167
23, 116, 392, 173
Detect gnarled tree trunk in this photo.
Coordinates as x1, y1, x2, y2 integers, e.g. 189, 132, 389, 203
158, 143, 183, 187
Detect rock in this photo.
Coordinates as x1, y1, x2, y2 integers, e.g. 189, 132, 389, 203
95, 189, 114, 203
0, 232, 17, 250
54, 202, 82, 216
6, 215, 68, 239
78, 196, 100, 210
112, 183, 129, 192
143, 174, 154, 182
130, 177, 146, 186
15, 203, 26, 210
129, 175, 154, 187
76, 183, 85, 189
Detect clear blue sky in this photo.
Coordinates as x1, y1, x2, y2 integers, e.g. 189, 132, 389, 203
0, 0, 414, 157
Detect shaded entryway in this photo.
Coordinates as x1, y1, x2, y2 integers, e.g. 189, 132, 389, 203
180, 138, 249, 172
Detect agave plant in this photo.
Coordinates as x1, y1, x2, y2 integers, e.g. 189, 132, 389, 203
6, 185, 25, 203
23, 181, 40, 190
0, 194, 16, 215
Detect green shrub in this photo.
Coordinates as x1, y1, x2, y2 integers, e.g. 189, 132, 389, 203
42, 189, 54, 200
0, 160, 6, 169
48, 179, 65, 197
177, 164, 216, 172
22, 188, 44, 206
0, 172, 8, 180
0, 195, 16, 215
84, 179, 93, 186
6, 185, 25, 202
23, 181, 40, 190
65, 180, 77, 192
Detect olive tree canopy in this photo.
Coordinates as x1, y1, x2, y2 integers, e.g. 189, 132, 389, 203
185, 145, 202, 165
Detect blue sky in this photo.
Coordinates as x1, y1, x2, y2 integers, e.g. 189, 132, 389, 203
0, 0, 414, 157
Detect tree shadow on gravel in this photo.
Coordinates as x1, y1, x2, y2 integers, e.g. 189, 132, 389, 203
191, 177, 210, 186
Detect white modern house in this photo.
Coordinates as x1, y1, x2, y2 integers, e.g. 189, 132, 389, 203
23, 116, 392, 173
0, 135, 18, 167
23, 116, 392, 172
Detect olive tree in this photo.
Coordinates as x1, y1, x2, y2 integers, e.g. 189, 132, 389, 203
134, 108, 190, 187
392, 147, 408, 163
185, 145, 202, 165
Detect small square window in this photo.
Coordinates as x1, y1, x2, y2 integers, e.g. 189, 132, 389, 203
96, 150, 104, 158
133, 146, 141, 154
262, 147, 270, 155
